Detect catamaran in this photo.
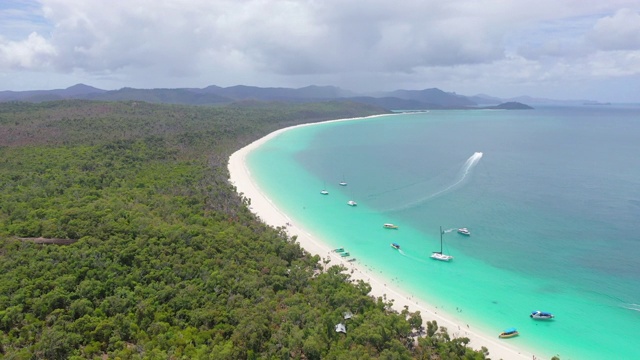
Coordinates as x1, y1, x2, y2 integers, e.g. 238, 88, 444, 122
431, 226, 453, 261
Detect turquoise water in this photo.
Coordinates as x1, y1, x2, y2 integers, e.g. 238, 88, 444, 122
246, 106, 640, 359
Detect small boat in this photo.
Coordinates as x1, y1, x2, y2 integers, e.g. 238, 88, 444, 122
391, 243, 401, 250
383, 223, 399, 229
347, 200, 357, 206
347, 258, 357, 262
339, 175, 347, 186
431, 226, 453, 261
457, 227, 471, 236
333, 247, 345, 253
340, 252, 351, 257
530, 311, 554, 320
321, 189, 329, 195
499, 327, 519, 338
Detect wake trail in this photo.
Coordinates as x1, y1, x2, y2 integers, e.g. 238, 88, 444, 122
385, 152, 483, 213
397, 249, 431, 265
622, 303, 640, 312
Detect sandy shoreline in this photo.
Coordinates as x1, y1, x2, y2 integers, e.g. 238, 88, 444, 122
228, 115, 536, 360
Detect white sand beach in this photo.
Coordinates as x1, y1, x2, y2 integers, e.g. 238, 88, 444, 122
228, 116, 538, 360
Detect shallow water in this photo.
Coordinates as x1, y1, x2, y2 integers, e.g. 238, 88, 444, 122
247, 106, 640, 359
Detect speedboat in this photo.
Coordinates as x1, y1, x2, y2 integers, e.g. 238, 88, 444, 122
320, 189, 329, 195
383, 223, 399, 229
391, 243, 400, 250
530, 311, 554, 320
347, 200, 357, 206
498, 327, 519, 338
457, 228, 471, 236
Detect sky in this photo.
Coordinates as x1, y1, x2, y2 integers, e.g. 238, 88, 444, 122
1, 0, 640, 102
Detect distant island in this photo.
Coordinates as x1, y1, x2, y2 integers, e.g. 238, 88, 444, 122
482, 102, 534, 110
0, 83, 550, 111
583, 100, 611, 106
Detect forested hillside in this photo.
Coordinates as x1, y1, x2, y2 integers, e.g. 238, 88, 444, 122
0, 100, 489, 359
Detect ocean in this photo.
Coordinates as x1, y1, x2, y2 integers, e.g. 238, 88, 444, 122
246, 105, 640, 359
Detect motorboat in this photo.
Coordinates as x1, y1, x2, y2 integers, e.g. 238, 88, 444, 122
347, 200, 357, 206
383, 223, 399, 229
431, 226, 453, 261
340, 252, 351, 257
530, 311, 554, 320
339, 181, 347, 186
320, 189, 329, 195
390, 243, 401, 250
498, 327, 519, 338
457, 227, 471, 236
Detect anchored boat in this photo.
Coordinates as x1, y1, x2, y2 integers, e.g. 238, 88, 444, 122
530, 311, 554, 320
431, 226, 453, 261
498, 327, 519, 338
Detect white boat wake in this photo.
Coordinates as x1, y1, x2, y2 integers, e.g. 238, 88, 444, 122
386, 152, 483, 212
623, 303, 640, 312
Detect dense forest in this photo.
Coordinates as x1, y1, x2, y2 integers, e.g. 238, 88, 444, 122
0, 100, 495, 359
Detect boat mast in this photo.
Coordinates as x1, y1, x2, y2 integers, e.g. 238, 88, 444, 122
439, 226, 443, 254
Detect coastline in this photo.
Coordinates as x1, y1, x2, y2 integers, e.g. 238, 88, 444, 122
227, 115, 536, 360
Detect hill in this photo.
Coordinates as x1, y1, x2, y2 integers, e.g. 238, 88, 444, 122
1, 84, 542, 110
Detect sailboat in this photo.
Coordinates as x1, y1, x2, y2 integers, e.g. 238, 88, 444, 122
339, 174, 347, 186
430, 226, 453, 261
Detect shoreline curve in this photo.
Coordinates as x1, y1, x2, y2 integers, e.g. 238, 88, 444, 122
228, 114, 537, 360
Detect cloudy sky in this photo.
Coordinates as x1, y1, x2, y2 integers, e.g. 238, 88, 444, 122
1, 0, 640, 102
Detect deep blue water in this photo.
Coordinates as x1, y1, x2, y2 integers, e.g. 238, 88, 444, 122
247, 105, 640, 359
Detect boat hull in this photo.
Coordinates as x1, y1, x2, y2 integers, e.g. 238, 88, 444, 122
530, 311, 554, 320
430, 252, 453, 261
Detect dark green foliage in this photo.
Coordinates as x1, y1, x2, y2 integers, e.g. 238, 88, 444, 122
0, 100, 488, 359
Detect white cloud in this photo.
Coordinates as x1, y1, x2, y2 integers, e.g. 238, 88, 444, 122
0, 0, 639, 102
0, 31, 56, 68
588, 8, 640, 51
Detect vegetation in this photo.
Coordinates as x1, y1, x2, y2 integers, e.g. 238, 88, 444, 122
0, 100, 493, 359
